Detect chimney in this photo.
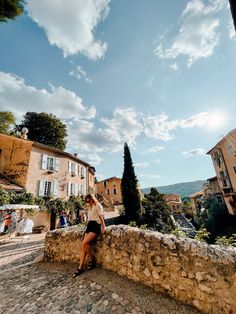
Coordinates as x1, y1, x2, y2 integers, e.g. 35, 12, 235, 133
74, 153, 78, 157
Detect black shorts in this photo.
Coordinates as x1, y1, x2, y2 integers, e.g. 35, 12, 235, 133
85, 221, 101, 235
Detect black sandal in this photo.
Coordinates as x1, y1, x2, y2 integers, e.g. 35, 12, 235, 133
73, 268, 84, 278
86, 259, 96, 271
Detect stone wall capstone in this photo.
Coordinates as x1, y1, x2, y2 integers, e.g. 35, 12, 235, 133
44, 225, 236, 314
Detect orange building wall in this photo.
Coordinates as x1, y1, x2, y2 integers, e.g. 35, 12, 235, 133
97, 177, 122, 204
0, 134, 32, 187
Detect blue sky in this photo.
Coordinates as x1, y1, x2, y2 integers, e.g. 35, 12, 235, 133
0, 0, 235, 188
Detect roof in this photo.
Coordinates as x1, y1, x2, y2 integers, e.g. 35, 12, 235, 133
163, 194, 181, 197
0, 177, 23, 191
0, 133, 95, 170
97, 176, 121, 183
206, 129, 236, 155
32, 141, 91, 167
207, 176, 217, 182
189, 191, 204, 198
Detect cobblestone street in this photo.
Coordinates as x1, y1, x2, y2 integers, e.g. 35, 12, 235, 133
0, 234, 201, 314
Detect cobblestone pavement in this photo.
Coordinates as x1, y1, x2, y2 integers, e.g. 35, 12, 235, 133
0, 233, 45, 271
0, 234, 201, 314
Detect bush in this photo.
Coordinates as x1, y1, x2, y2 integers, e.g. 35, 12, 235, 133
194, 228, 210, 243
215, 234, 236, 247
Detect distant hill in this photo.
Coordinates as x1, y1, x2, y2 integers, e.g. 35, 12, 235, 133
142, 180, 206, 197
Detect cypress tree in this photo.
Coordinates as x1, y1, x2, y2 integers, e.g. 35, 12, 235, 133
121, 143, 141, 222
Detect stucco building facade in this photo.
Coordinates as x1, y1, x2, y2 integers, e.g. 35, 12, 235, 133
207, 129, 236, 215
163, 194, 183, 213
96, 177, 122, 205
0, 134, 95, 199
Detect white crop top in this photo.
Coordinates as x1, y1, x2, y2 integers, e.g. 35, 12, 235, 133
87, 203, 103, 224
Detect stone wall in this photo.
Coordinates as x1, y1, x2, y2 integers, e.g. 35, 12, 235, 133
44, 225, 236, 314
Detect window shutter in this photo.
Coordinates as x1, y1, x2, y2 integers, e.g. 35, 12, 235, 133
67, 182, 70, 196
72, 183, 75, 195
77, 165, 80, 176
41, 154, 48, 170
55, 158, 60, 171
74, 183, 78, 196
68, 161, 72, 174
53, 180, 59, 196
39, 180, 45, 196
74, 164, 78, 176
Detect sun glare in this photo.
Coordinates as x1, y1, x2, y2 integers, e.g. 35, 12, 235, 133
206, 111, 227, 131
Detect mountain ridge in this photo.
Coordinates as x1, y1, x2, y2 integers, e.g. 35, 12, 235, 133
142, 180, 206, 197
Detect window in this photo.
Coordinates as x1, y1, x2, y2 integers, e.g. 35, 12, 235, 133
113, 189, 117, 194
233, 165, 236, 174
214, 151, 222, 168
107, 189, 110, 195
42, 154, 60, 171
47, 157, 54, 170
67, 182, 75, 196
216, 195, 223, 204
39, 180, 59, 196
113, 181, 116, 186
81, 167, 85, 178
219, 171, 230, 187
44, 181, 52, 196
104, 181, 107, 187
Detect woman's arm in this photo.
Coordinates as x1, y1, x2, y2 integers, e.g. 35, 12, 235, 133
99, 214, 106, 235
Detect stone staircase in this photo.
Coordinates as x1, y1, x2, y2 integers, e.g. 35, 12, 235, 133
172, 213, 196, 238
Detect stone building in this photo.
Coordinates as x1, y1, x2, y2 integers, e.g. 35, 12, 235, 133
207, 129, 236, 215
96, 177, 122, 205
0, 134, 95, 199
189, 191, 204, 216
203, 176, 225, 205
163, 194, 183, 213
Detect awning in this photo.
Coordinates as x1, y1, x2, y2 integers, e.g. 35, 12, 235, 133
0, 204, 40, 211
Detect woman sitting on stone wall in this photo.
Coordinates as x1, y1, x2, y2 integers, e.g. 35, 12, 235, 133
73, 194, 106, 278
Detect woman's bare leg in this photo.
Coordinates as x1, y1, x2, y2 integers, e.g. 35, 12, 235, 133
79, 232, 97, 269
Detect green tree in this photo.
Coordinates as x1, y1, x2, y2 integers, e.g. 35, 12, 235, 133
142, 188, 173, 233
0, 186, 10, 205
0, 0, 25, 23
121, 143, 141, 222
0, 111, 15, 134
17, 112, 68, 151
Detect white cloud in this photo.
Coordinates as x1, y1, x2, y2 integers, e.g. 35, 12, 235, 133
0, 71, 216, 156
134, 162, 149, 168
69, 66, 92, 83
138, 174, 161, 179
178, 112, 208, 128
79, 153, 102, 165
169, 63, 178, 71
0, 71, 96, 119
154, 0, 227, 67
96, 174, 105, 181
101, 108, 143, 147
27, 0, 110, 59
143, 113, 178, 141
228, 19, 236, 39
144, 146, 165, 153
182, 148, 206, 157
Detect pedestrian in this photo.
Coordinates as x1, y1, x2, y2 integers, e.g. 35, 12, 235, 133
4, 210, 11, 234
73, 194, 106, 278
59, 210, 67, 228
